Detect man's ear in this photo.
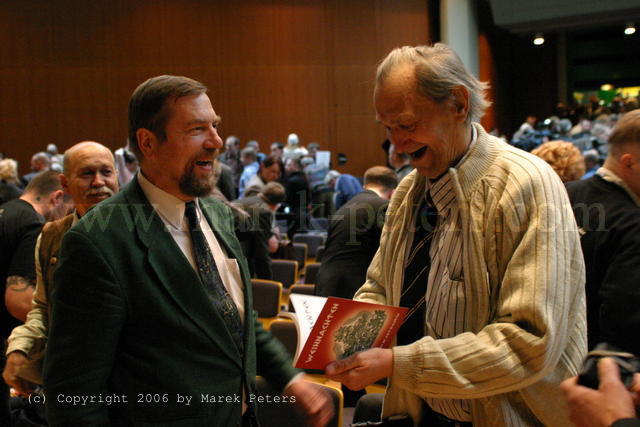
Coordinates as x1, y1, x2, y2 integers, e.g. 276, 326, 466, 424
59, 173, 69, 193
450, 86, 470, 122
136, 129, 157, 161
620, 153, 634, 169
48, 189, 64, 207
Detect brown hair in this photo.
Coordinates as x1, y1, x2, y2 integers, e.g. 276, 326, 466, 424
608, 110, 640, 155
24, 170, 63, 197
364, 166, 398, 190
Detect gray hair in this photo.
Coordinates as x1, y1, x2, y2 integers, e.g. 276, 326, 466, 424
376, 43, 491, 122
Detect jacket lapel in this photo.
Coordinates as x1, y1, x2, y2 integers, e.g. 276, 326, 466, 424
123, 178, 242, 367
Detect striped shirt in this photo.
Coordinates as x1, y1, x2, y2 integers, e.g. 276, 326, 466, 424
416, 128, 477, 421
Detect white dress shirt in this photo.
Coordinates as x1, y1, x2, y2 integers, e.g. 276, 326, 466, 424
138, 172, 245, 321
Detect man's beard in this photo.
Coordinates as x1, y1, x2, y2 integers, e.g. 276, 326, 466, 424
179, 162, 214, 198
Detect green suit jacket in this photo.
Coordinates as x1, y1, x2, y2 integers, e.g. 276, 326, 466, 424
44, 177, 297, 426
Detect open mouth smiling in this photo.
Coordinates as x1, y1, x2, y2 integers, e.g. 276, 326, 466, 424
409, 146, 428, 160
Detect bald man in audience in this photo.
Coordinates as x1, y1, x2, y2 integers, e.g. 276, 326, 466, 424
3, 141, 118, 396
21, 152, 51, 187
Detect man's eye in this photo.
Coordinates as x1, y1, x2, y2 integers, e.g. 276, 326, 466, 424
399, 124, 414, 131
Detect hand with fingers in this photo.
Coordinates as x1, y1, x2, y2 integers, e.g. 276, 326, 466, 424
560, 357, 639, 426
2, 351, 37, 397
284, 376, 335, 427
325, 348, 393, 391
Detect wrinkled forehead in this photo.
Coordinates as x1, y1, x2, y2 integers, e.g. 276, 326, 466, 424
69, 147, 115, 172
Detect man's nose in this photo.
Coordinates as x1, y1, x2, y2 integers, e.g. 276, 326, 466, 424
389, 130, 408, 153
91, 173, 106, 187
205, 126, 223, 149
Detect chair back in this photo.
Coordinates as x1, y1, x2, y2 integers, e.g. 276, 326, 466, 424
268, 319, 298, 357
303, 263, 321, 285
270, 259, 298, 289
251, 279, 283, 318
309, 216, 330, 233
288, 242, 307, 269
315, 245, 325, 262
292, 233, 326, 257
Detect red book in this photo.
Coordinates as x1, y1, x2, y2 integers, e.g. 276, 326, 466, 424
288, 295, 408, 370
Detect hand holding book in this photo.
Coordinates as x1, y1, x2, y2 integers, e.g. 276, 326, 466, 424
325, 347, 393, 391
288, 295, 407, 371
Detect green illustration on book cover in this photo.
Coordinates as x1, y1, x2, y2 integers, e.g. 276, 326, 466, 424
332, 310, 387, 359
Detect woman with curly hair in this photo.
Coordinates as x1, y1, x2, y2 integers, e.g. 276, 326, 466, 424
532, 140, 586, 182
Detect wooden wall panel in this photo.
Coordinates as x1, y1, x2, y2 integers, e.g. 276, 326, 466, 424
0, 0, 430, 176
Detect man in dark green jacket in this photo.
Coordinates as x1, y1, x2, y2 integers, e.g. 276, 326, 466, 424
44, 75, 331, 426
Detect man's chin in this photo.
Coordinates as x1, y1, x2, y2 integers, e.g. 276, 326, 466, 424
179, 179, 213, 198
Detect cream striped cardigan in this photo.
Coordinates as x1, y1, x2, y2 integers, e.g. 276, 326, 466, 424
355, 124, 587, 426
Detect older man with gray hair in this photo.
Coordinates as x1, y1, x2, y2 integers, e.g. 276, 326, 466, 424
3, 141, 118, 398
326, 43, 587, 426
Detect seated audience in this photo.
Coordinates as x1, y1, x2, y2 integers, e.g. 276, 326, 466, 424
325, 170, 362, 210
246, 139, 266, 163
284, 157, 311, 236
283, 133, 308, 161
20, 152, 50, 187
238, 147, 260, 197
243, 155, 282, 198
0, 159, 23, 204
270, 141, 284, 161
219, 135, 242, 194
581, 149, 600, 180
512, 115, 536, 140
233, 182, 286, 279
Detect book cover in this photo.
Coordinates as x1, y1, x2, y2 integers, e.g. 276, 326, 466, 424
289, 295, 408, 370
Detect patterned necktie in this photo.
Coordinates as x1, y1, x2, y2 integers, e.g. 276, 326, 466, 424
397, 194, 438, 346
184, 201, 244, 354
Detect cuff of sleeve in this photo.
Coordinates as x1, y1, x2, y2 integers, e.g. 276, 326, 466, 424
391, 339, 430, 391
5, 342, 29, 357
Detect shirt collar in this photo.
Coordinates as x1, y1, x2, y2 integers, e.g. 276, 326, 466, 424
597, 167, 640, 207
138, 171, 198, 230
425, 125, 477, 211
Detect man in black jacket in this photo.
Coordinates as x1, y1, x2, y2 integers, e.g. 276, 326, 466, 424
566, 109, 640, 355
316, 166, 398, 299
233, 182, 285, 280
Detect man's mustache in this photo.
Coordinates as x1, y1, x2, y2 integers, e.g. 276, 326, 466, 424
86, 187, 114, 197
